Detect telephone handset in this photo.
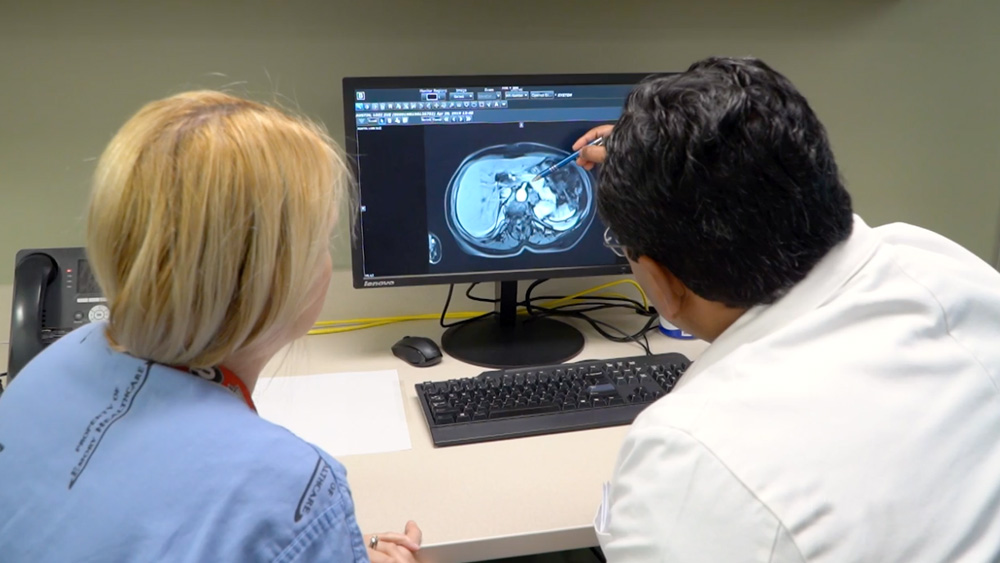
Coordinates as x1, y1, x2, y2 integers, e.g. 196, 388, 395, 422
7, 248, 107, 381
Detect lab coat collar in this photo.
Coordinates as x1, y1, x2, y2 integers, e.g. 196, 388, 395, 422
679, 215, 880, 385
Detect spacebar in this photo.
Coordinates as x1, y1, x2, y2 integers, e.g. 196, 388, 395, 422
488, 405, 561, 419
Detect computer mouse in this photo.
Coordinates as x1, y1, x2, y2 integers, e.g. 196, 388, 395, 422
391, 336, 443, 367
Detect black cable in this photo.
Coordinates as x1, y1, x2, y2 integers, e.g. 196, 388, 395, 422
527, 293, 648, 311
468, 278, 648, 315
552, 302, 655, 338
439, 284, 493, 329
527, 294, 653, 322
523, 277, 650, 316
523, 278, 550, 317
464, 282, 500, 304
585, 316, 653, 355
529, 301, 659, 355
520, 277, 662, 353
592, 315, 656, 355
440, 280, 659, 353
613, 314, 658, 355
637, 314, 660, 353
439, 284, 457, 327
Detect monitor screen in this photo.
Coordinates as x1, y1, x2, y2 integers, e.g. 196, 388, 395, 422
343, 73, 653, 289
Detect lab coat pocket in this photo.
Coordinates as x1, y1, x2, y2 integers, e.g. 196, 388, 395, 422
594, 481, 612, 540
593, 512, 613, 552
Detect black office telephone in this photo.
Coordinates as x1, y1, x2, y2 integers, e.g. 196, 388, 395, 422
7, 247, 107, 382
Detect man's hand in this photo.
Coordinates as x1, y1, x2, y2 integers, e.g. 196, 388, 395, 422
573, 124, 614, 170
366, 520, 422, 562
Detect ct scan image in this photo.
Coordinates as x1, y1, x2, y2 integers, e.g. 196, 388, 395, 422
422, 121, 620, 275
444, 142, 595, 258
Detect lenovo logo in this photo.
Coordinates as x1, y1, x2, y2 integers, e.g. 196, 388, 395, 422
363, 280, 396, 287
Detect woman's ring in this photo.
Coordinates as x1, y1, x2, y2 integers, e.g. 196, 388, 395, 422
369, 535, 379, 549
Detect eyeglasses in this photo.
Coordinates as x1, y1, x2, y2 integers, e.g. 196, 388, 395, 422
603, 228, 629, 258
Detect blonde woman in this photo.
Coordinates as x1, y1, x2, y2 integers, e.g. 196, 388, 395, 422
0, 91, 421, 562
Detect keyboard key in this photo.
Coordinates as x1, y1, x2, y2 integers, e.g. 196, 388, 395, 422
588, 383, 617, 396
433, 412, 456, 424
489, 405, 560, 419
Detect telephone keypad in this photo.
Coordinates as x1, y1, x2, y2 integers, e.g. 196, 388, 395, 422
88, 305, 109, 322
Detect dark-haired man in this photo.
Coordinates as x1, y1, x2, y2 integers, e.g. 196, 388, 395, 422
578, 57, 1000, 562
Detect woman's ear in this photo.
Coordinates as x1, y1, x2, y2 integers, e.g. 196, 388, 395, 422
632, 255, 687, 318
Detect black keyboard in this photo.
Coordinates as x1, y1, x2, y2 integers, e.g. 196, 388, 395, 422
415, 352, 691, 447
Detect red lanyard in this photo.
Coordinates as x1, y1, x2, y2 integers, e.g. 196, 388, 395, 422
172, 364, 257, 412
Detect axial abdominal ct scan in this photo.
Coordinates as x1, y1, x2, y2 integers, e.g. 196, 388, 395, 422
444, 143, 594, 259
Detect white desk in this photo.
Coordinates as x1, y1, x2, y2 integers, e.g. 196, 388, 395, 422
278, 313, 707, 562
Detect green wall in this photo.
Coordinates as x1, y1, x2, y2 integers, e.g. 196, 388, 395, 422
2, 0, 998, 284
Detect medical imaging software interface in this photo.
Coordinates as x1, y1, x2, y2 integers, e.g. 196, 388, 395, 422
349, 80, 634, 282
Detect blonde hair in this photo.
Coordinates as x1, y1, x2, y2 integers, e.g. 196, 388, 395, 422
87, 90, 348, 368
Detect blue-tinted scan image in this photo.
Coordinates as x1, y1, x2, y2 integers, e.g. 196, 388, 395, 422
444, 142, 594, 258
428, 232, 442, 265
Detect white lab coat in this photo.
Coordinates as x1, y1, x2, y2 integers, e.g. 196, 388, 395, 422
597, 216, 1000, 562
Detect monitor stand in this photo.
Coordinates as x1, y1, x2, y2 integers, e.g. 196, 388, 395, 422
441, 280, 584, 369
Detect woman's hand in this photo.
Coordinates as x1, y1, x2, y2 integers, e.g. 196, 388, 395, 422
365, 520, 422, 562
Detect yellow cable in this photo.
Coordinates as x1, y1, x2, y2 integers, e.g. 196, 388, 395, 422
540, 279, 648, 310
564, 291, 632, 303
308, 320, 397, 335
313, 312, 480, 326
307, 313, 482, 335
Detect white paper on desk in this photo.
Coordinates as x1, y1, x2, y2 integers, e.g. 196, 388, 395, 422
252, 370, 411, 457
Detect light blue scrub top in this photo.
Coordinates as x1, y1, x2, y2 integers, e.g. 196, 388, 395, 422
0, 322, 369, 562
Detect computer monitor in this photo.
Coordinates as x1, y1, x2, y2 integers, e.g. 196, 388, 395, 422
342, 72, 656, 368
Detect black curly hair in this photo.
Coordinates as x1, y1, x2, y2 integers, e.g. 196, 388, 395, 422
599, 56, 853, 308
